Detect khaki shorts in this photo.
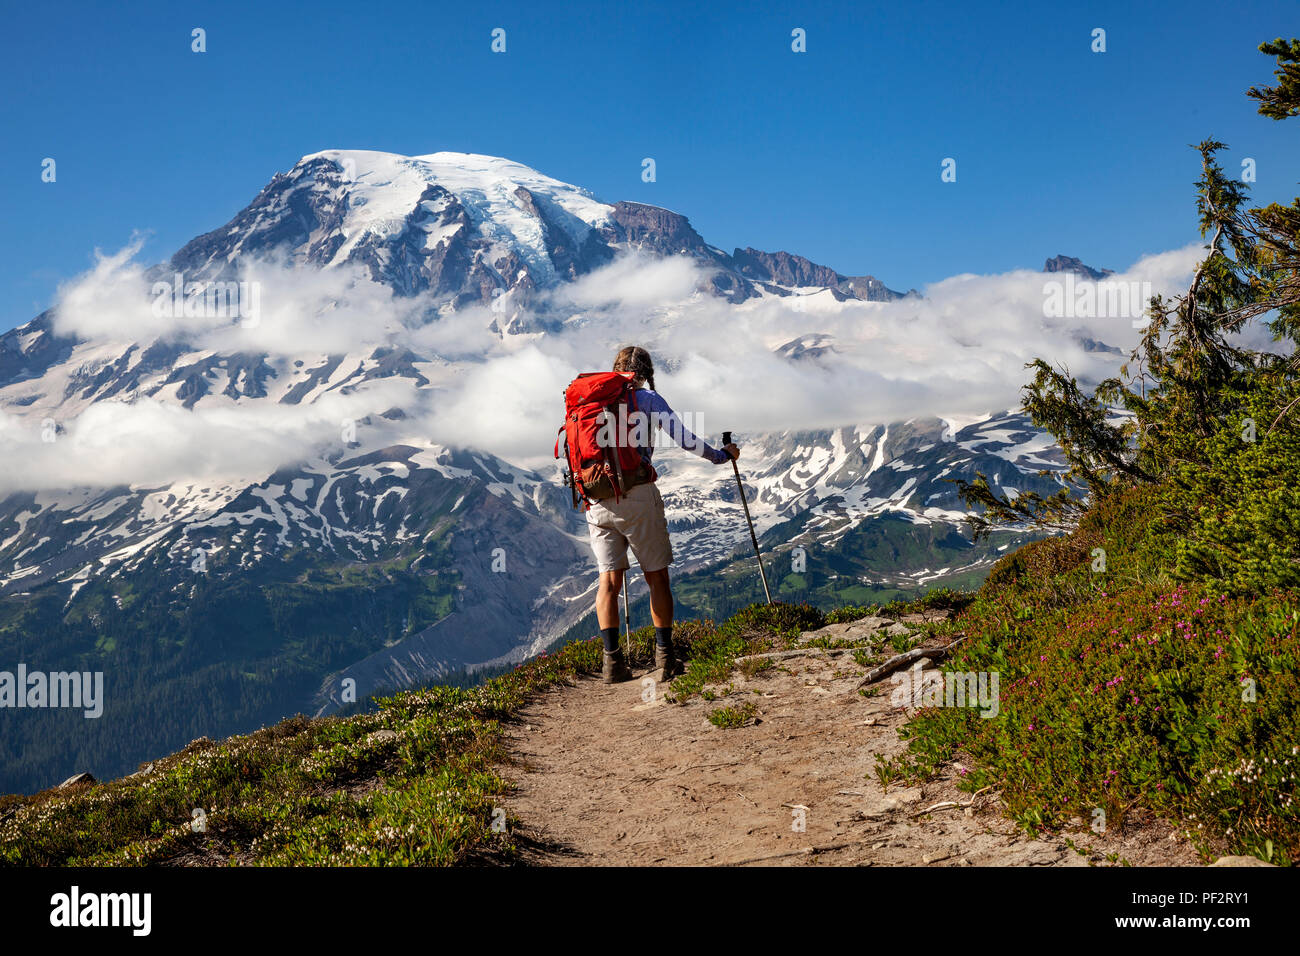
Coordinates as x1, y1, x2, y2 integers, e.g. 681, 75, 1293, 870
585, 481, 673, 573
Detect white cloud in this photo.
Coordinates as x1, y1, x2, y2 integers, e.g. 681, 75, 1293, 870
551, 251, 702, 310
459, 243, 1211, 465
0, 380, 418, 493
50, 245, 425, 356
49, 233, 165, 342
4, 239, 1232, 489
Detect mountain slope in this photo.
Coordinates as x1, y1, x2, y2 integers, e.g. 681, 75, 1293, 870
0, 149, 1072, 793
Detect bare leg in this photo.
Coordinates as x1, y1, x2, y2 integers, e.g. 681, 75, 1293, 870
595, 568, 625, 630
643, 566, 673, 628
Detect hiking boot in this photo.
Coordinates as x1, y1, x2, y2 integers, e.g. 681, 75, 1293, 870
602, 650, 634, 684
654, 644, 684, 683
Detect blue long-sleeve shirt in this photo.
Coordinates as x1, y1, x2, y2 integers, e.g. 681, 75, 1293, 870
631, 388, 730, 466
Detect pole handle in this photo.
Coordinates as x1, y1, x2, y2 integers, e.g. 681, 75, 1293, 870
722, 430, 732, 446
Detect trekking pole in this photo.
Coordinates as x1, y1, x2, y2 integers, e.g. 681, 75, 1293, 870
622, 576, 632, 660
722, 431, 772, 605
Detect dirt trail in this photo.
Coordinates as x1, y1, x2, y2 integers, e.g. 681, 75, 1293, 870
500, 637, 1200, 867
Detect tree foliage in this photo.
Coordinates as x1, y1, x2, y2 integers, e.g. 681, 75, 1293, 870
957, 37, 1300, 593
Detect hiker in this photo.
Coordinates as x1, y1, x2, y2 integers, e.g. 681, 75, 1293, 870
584, 346, 738, 684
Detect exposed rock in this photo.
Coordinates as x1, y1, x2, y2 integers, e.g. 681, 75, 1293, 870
1043, 254, 1114, 281
797, 617, 910, 645
776, 334, 838, 363
733, 247, 906, 301
879, 787, 925, 811
57, 772, 96, 790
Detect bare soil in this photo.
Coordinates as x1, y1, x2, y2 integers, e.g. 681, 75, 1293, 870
499, 643, 1202, 867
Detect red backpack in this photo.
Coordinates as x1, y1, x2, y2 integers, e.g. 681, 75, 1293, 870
555, 371, 656, 509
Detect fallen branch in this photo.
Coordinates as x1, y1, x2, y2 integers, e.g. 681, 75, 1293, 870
911, 801, 962, 816
909, 786, 995, 818
733, 647, 857, 664
857, 635, 967, 688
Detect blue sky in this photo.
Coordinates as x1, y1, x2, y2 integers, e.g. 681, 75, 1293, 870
2, 0, 1296, 333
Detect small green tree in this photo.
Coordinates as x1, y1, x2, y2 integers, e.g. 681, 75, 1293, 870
957, 37, 1300, 592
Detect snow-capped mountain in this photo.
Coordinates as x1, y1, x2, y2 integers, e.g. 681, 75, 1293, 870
170, 150, 911, 313
0, 149, 1071, 793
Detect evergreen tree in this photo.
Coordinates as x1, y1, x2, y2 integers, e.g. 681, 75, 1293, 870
957, 37, 1300, 592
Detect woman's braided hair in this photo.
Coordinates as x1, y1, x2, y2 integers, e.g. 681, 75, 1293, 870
613, 345, 655, 391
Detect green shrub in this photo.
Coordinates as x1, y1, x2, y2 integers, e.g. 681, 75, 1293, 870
707, 702, 757, 729
885, 582, 1300, 863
